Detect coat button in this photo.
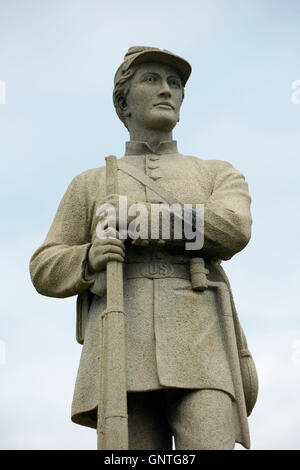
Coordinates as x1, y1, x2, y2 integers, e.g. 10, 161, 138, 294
150, 175, 162, 181
148, 163, 160, 169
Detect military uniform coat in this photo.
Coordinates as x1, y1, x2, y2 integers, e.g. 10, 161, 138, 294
30, 141, 253, 448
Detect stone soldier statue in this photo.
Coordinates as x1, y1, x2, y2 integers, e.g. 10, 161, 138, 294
30, 46, 258, 450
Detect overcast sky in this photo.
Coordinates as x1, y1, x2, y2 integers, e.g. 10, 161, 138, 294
0, 0, 300, 450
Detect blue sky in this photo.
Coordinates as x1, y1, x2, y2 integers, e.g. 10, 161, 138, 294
0, 0, 300, 449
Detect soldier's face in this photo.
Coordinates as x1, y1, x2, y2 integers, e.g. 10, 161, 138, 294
126, 62, 183, 133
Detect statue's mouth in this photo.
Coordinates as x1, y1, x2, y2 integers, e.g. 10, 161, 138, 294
154, 102, 174, 110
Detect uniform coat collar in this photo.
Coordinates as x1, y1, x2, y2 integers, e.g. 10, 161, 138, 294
125, 140, 178, 156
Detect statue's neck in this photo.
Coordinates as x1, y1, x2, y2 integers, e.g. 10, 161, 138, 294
129, 127, 173, 150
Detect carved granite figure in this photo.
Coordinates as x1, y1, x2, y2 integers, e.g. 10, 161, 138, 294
30, 46, 258, 450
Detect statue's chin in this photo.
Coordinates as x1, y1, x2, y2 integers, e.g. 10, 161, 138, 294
145, 113, 178, 132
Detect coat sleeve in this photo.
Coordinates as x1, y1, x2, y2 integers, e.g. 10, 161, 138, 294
200, 161, 252, 260
29, 174, 96, 298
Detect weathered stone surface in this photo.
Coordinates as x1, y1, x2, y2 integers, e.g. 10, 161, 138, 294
30, 46, 258, 450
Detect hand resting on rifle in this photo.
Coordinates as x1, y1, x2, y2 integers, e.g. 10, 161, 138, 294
88, 232, 125, 274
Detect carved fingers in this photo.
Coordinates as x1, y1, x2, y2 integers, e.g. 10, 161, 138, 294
88, 234, 125, 273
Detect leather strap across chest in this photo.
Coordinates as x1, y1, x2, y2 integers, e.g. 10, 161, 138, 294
118, 160, 181, 206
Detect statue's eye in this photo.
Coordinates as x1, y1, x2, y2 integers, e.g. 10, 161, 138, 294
143, 75, 156, 83
169, 78, 181, 88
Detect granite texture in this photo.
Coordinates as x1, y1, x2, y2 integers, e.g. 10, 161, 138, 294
30, 46, 258, 450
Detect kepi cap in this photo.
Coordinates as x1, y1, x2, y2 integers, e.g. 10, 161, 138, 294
114, 46, 192, 87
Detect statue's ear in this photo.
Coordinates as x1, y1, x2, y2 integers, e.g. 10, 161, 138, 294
118, 96, 128, 111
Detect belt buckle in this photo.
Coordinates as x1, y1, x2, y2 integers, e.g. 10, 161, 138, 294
141, 261, 174, 279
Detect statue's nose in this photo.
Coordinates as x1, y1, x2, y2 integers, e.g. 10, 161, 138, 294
158, 80, 171, 98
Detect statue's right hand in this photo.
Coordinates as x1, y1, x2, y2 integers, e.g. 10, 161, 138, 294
88, 235, 125, 274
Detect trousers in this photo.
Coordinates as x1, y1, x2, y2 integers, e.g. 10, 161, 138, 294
127, 388, 236, 450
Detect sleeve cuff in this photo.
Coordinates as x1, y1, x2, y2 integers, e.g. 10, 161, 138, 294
82, 247, 106, 297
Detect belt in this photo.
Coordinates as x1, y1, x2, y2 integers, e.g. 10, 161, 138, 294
124, 261, 190, 280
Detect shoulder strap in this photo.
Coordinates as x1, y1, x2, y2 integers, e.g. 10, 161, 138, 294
118, 160, 181, 205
